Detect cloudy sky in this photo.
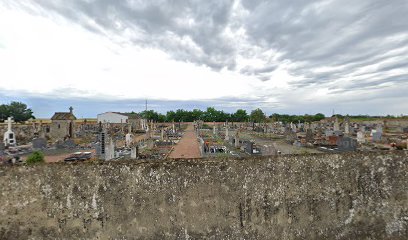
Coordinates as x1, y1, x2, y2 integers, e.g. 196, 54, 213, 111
0, 0, 407, 118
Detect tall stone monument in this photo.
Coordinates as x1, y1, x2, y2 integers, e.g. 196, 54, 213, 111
3, 117, 16, 146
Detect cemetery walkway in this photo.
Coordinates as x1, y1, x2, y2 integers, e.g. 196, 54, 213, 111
168, 123, 201, 159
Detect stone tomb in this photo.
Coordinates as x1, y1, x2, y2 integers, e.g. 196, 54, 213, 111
337, 136, 357, 152
32, 138, 47, 150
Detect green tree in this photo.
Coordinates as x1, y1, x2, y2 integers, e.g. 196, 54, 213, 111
140, 110, 159, 122
0, 101, 35, 122
157, 113, 166, 122
231, 109, 248, 122
250, 108, 266, 123
166, 110, 177, 122
313, 113, 325, 122
26, 151, 44, 164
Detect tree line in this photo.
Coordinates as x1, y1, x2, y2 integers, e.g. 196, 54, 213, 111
137, 107, 327, 123
6, 101, 404, 124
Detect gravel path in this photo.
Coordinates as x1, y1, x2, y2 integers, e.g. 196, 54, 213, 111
168, 123, 201, 159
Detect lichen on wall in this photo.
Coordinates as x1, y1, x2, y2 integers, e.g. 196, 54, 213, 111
0, 152, 407, 239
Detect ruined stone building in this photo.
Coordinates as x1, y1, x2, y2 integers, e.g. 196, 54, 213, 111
50, 107, 76, 140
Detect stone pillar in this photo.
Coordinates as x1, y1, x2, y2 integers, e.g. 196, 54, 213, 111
345, 121, 350, 135
334, 118, 340, 131
105, 138, 115, 160
225, 127, 229, 141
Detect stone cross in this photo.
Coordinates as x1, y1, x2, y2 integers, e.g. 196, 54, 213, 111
6, 117, 14, 131
4, 117, 16, 146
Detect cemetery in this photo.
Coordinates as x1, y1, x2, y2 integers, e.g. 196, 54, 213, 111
1, 107, 408, 165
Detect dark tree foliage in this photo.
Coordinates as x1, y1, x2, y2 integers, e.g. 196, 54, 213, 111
0, 101, 35, 122
250, 108, 266, 123
139, 110, 166, 122
136, 108, 328, 123
269, 113, 325, 123
231, 109, 249, 122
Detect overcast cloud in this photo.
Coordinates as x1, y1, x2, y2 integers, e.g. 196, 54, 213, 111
0, 0, 407, 117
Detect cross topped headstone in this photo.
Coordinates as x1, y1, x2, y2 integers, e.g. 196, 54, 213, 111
3, 117, 16, 146
6, 117, 14, 131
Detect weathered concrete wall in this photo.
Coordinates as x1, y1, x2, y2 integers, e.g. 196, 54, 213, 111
0, 152, 407, 239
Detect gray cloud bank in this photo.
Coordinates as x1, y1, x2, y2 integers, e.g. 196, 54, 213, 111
2, 0, 408, 115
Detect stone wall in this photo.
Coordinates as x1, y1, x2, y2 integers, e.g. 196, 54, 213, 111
0, 152, 407, 239
49, 120, 73, 140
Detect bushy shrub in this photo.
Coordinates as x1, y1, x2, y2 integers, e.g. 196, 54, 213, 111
26, 151, 44, 164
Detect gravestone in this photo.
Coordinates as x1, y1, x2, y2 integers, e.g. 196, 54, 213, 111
105, 138, 115, 160
131, 145, 138, 159
337, 136, 357, 151
3, 117, 16, 146
325, 130, 334, 137
306, 129, 314, 143
376, 125, 383, 134
56, 139, 75, 149
333, 118, 340, 131
32, 138, 47, 149
125, 129, 133, 147
372, 131, 382, 142
244, 141, 253, 154
234, 132, 240, 148
199, 138, 205, 156
357, 131, 365, 143
344, 121, 350, 135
